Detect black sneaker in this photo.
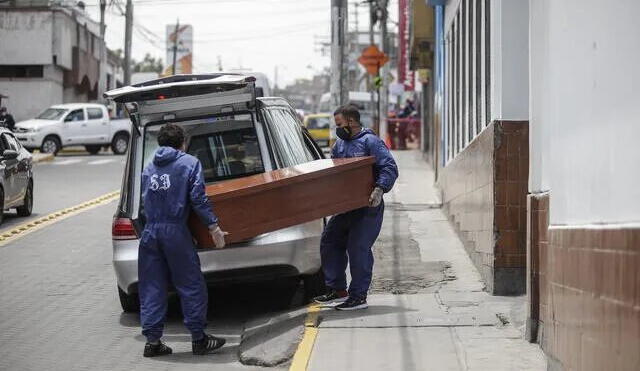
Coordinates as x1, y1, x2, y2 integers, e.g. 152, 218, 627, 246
192, 333, 226, 355
313, 289, 348, 305
335, 296, 368, 311
143, 341, 173, 357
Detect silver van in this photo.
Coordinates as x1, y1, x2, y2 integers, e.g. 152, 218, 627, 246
106, 74, 325, 312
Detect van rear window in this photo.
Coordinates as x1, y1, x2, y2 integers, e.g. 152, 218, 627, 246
142, 116, 265, 183
188, 128, 264, 183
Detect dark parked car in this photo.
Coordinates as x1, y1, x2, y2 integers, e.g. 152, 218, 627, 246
0, 127, 33, 224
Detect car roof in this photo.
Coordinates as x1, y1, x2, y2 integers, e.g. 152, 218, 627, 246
50, 103, 105, 110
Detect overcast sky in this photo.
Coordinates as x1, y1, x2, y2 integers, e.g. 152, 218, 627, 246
86, 0, 398, 87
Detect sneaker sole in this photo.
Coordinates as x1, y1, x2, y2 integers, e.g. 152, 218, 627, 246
314, 297, 348, 305
335, 303, 368, 311
143, 349, 172, 357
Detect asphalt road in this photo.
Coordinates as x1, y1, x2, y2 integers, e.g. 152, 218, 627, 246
0, 152, 301, 371
0, 152, 127, 232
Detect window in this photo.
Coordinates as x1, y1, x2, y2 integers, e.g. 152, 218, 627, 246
65, 109, 85, 122
187, 127, 265, 183
3, 134, 20, 151
0, 65, 44, 78
87, 108, 103, 120
37, 108, 67, 120
261, 107, 314, 168
443, 0, 491, 163
142, 116, 265, 184
307, 117, 330, 130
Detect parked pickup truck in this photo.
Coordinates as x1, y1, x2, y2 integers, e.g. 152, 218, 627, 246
14, 103, 132, 155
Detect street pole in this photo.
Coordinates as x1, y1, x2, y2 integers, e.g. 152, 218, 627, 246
369, 1, 378, 133
123, 0, 133, 85
99, 0, 106, 98
330, 0, 348, 112
379, 0, 389, 144
172, 19, 180, 75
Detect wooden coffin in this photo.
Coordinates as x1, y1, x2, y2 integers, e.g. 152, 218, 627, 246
188, 156, 376, 247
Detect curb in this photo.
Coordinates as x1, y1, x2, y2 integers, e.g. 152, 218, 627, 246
32, 153, 54, 164
289, 304, 321, 371
0, 191, 120, 247
238, 307, 310, 368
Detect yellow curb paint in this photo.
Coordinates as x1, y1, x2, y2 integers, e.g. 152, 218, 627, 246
0, 191, 120, 247
289, 304, 321, 371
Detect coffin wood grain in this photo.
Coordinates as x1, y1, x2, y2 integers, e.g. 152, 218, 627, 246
189, 157, 376, 247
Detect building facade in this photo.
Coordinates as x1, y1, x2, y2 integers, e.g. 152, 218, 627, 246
425, 0, 530, 296
527, 1, 640, 369
0, 1, 122, 121
419, 0, 639, 369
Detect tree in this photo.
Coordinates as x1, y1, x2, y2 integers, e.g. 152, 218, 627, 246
132, 53, 163, 74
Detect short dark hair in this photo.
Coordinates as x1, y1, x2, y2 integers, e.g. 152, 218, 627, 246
334, 104, 360, 124
157, 123, 185, 149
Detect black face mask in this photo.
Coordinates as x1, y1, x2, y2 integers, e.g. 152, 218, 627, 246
336, 126, 352, 140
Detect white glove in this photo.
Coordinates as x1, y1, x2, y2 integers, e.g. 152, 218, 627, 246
369, 187, 384, 207
209, 224, 228, 249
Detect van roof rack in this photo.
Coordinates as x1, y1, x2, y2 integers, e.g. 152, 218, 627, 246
104, 73, 257, 103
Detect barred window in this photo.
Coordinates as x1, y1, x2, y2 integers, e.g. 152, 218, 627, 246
443, 0, 490, 163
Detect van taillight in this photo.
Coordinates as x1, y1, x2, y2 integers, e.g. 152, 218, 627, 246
112, 217, 138, 240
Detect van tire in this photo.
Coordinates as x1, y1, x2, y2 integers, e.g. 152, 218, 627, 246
118, 286, 140, 313
303, 270, 326, 302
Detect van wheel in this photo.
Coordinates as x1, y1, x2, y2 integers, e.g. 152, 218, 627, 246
303, 270, 326, 303
111, 133, 129, 155
118, 286, 140, 313
41, 136, 61, 155
85, 145, 101, 155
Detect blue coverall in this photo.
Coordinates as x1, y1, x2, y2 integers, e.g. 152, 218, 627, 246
138, 146, 218, 343
321, 128, 399, 299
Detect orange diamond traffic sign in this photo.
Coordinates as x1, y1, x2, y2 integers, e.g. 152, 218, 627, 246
358, 45, 390, 76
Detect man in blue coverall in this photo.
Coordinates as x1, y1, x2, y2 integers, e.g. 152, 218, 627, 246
314, 105, 399, 310
139, 123, 227, 357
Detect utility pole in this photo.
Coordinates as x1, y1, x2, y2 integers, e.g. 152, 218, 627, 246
171, 19, 180, 75
217, 56, 223, 72
99, 0, 106, 97
123, 0, 133, 85
379, 0, 389, 144
369, 1, 377, 133
330, 0, 348, 111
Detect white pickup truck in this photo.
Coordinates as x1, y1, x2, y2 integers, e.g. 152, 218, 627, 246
14, 103, 132, 155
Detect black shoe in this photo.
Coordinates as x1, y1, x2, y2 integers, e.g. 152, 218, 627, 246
335, 296, 368, 311
192, 333, 226, 355
143, 341, 173, 357
313, 289, 348, 305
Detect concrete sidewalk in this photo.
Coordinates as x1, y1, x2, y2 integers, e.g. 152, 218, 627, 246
307, 151, 546, 371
